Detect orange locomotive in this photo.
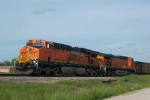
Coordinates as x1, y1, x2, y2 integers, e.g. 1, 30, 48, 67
15, 39, 105, 75
14, 39, 135, 76
104, 55, 135, 76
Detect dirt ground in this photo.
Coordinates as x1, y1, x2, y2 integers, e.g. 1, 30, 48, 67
105, 88, 150, 100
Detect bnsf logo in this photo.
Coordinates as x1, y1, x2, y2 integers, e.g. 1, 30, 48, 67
68, 54, 84, 60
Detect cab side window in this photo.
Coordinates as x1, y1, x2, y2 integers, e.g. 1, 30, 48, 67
46, 43, 50, 49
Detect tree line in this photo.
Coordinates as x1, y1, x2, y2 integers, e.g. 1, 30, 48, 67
0, 58, 16, 66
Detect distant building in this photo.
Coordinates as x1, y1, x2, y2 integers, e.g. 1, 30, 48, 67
0, 66, 15, 73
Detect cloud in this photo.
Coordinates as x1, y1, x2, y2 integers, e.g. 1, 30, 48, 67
130, 51, 142, 54
106, 43, 136, 50
32, 7, 56, 14
140, 53, 150, 60
120, 25, 128, 30
73, 44, 86, 48
106, 45, 126, 49
145, 34, 150, 40
143, 52, 150, 56
148, 34, 150, 39
127, 43, 136, 47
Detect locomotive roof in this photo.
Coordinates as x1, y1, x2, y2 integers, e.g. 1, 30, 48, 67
80, 48, 100, 55
53, 41, 101, 55
51, 40, 131, 58
114, 55, 128, 60
53, 42, 71, 47
28, 39, 54, 44
98, 53, 114, 57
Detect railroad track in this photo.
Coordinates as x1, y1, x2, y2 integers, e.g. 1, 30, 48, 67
0, 75, 114, 83
0, 73, 108, 77
0, 74, 31, 76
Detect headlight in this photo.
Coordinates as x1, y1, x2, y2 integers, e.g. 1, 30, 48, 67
33, 60, 36, 64
26, 47, 28, 51
29, 48, 32, 51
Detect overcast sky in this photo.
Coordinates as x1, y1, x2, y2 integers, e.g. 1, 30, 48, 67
0, 0, 150, 63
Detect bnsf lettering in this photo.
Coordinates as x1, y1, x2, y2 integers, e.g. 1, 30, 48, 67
68, 54, 84, 60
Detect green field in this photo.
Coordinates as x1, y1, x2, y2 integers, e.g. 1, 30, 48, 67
0, 75, 150, 100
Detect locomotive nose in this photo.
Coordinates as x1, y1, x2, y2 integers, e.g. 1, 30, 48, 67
18, 46, 39, 63
15, 46, 39, 74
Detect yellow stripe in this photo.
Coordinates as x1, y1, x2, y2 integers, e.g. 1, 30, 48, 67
97, 56, 104, 59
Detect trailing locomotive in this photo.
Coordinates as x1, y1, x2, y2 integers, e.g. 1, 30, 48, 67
14, 39, 148, 76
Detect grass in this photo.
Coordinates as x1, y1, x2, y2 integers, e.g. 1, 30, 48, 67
0, 75, 150, 100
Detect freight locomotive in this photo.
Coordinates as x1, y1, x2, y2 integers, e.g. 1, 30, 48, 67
14, 39, 150, 76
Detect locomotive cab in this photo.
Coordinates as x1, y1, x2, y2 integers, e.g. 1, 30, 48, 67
26, 40, 44, 48
14, 39, 46, 74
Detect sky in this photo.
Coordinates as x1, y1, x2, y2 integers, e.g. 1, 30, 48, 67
0, 0, 150, 63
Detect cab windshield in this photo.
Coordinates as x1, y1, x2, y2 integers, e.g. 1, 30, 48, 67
26, 42, 44, 48
33, 43, 44, 48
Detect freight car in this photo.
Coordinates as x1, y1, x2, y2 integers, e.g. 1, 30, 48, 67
135, 61, 150, 74
14, 39, 136, 76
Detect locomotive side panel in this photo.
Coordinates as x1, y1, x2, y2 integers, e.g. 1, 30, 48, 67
111, 56, 128, 69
